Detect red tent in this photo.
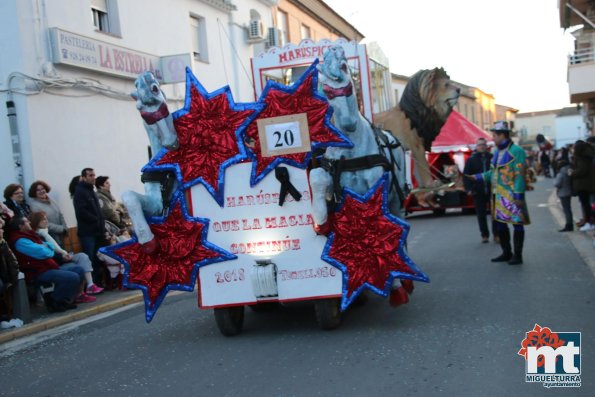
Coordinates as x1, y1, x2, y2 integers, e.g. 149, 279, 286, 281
432, 110, 493, 152
405, 110, 492, 213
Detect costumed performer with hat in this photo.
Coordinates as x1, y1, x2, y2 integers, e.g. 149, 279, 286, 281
467, 121, 530, 265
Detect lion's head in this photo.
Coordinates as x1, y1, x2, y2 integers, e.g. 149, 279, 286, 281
399, 68, 460, 151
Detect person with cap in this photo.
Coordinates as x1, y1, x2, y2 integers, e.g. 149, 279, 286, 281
466, 121, 530, 265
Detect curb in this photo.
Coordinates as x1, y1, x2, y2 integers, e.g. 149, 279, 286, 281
548, 190, 595, 277
0, 292, 143, 345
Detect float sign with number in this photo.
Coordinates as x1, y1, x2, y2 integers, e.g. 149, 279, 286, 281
190, 114, 341, 308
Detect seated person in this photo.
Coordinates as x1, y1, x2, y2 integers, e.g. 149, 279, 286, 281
0, 217, 19, 296
29, 211, 103, 296
3, 184, 31, 219
28, 180, 69, 246
6, 216, 84, 312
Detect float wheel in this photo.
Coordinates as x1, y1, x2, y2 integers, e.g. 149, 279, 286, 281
214, 306, 244, 336
314, 298, 341, 330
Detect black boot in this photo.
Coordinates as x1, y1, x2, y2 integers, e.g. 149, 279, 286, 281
558, 225, 573, 232
508, 229, 524, 265
491, 227, 512, 262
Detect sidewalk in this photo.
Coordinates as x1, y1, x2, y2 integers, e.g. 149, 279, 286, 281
545, 177, 595, 277
0, 288, 144, 344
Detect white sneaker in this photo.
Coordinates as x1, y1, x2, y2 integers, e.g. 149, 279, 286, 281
579, 223, 594, 232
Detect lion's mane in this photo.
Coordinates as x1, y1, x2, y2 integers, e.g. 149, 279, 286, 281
399, 68, 453, 151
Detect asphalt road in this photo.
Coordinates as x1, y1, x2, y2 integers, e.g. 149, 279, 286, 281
1, 179, 593, 397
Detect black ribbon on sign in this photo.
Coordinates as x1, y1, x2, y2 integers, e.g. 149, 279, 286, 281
275, 166, 302, 206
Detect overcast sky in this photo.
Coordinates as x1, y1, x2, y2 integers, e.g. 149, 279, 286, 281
323, 0, 577, 113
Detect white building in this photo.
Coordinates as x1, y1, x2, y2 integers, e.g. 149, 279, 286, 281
555, 107, 590, 148
516, 107, 588, 149
0, 0, 276, 227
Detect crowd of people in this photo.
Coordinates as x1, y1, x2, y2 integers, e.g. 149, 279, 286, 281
0, 168, 131, 316
464, 129, 595, 264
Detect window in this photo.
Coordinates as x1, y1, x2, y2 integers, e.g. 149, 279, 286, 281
91, 0, 120, 35
300, 24, 311, 40
190, 15, 208, 63
277, 10, 289, 46
91, 0, 109, 32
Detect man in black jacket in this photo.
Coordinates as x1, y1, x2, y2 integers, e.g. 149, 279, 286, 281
73, 168, 105, 284
463, 138, 493, 243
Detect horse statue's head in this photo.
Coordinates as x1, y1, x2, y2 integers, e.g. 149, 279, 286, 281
131, 72, 178, 150
318, 46, 359, 133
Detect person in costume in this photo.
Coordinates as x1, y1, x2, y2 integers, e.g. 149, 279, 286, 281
468, 121, 529, 265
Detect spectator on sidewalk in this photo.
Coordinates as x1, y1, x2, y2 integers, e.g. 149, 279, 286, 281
6, 216, 80, 312
463, 137, 494, 243
28, 180, 69, 246
570, 140, 595, 232
73, 168, 105, 285
29, 211, 103, 296
3, 184, 31, 219
95, 176, 131, 231
467, 121, 530, 265
0, 217, 19, 297
554, 159, 574, 232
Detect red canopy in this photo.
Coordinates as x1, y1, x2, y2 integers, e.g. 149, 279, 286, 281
432, 110, 493, 152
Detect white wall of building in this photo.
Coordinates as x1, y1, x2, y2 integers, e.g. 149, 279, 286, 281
555, 114, 588, 148
0, 0, 273, 227
516, 113, 557, 144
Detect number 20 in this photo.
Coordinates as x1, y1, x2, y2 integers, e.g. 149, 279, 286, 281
273, 129, 295, 147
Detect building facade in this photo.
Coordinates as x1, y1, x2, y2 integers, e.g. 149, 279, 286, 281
559, 0, 595, 136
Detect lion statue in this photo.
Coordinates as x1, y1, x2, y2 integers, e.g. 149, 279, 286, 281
375, 68, 460, 194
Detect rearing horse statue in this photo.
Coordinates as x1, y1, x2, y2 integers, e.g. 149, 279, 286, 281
309, 46, 412, 306
123, 72, 179, 254
310, 46, 408, 226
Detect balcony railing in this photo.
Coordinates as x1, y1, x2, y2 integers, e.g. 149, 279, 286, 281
569, 47, 595, 64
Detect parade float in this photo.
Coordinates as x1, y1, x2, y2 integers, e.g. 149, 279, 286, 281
100, 40, 451, 336
404, 110, 494, 215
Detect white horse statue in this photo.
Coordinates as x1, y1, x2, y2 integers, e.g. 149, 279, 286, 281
309, 46, 412, 305
310, 46, 408, 226
122, 72, 179, 254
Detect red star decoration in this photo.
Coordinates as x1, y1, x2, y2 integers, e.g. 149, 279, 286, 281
322, 179, 424, 308
245, 69, 347, 183
155, 82, 259, 198
109, 201, 231, 319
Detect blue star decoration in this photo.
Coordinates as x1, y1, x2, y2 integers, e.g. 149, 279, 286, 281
148, 67, 265, 206
99, 197, 236, 322
243, 59, 352, 186
321, 174, 429, 311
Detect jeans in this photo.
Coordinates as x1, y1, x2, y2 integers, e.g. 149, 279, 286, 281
36, 269, 80, 302
472, 192, 491, 238
79, 235, 103, 283
559, 196, 573, 228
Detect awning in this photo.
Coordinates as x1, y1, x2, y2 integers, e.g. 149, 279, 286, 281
431, 110, 493, 153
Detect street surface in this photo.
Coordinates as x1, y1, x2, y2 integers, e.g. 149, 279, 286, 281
1, 179, 593, 396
